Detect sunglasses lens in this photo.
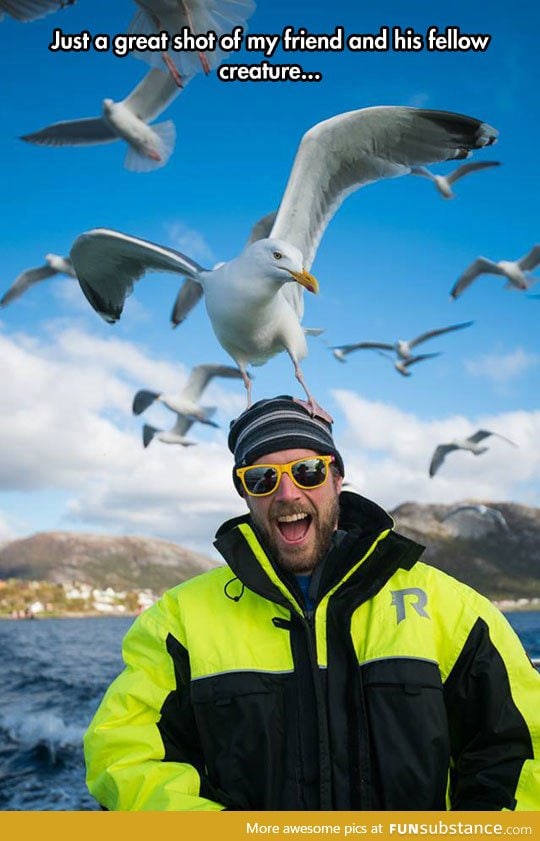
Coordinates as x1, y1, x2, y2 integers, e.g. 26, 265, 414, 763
291, 458, 328, 488
243, 466, 278, 495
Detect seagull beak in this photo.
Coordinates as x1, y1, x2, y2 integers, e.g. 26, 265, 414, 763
288, 268, 319, 294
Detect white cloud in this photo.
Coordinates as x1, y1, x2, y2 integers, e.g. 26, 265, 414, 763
164, 221, 215, 265
333, 389, 540, 509
465, 348, 539, 384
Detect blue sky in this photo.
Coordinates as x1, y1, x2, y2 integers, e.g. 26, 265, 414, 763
0, 0, 539, 553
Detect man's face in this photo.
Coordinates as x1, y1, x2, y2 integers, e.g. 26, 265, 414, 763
243, 448, 343, 574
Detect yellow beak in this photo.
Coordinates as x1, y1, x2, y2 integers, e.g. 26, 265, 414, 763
288, 268, 319, 295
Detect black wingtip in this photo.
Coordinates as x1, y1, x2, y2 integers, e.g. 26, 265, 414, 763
142, 424, 158, 448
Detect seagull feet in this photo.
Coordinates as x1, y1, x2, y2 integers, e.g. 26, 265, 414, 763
293, 363, 334, 423
198, 51, 212, 75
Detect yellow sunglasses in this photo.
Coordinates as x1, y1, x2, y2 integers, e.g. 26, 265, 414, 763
236, 455, 335, 497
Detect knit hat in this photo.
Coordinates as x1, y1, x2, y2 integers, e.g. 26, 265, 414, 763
228, 396, 344, 493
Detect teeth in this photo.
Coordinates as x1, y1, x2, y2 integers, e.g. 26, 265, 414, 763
277, 513, 308, 523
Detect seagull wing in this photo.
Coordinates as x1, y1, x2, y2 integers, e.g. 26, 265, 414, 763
332, 342, 394, 354
1, 264, 58, 306
408, 320, 474, 348
450, 258, 503, 298
445, 159, 501, 185
170, 277, 204, 326
468, 429, 517, 447
70, 228, 207, 323
171, 413, 194, 437
122, 68, 180, 122
0, 0, 67, 21
182, 363, 243, 401
518, 244, 540, 272
132, 389, 160, 415
21, 117, 116, 147
429, 443, 457, 477
247, 211, 278, 245
409, 166, 436, 181
270, 106, 497, 270
402, 352, 441, 367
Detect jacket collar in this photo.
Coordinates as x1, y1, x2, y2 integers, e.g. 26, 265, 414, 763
214, 491, 425, 612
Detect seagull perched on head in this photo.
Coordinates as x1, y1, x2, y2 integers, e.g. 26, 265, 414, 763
21, 69, 180, 173
410, 160, 500, 199
1, 254, 76, 307
130, 0, 256, 86
133, 362, 243, 426
331, 321, 474, 371
0, 0, 75, 21
429, 429, 517, 477
443, 503, 510, 532
70, 105, 498, 415
451, 245, 540, 298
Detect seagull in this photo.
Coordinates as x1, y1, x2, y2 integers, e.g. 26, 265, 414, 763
70, 105, 498, 413
443, 503, 510, 532
1, 254, 76, 307
409, 160, 500, 199
451, 245, 540, 298
130, 0, 257, 86
142, 421, 197, 448
21, 68, 180, 172
331, 321, 474, 366
429, 429, 517, 477
0, 0, 75, 21
132, 362, 243, 425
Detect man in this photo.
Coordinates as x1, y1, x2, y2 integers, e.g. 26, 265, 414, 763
84, 395, 540, 811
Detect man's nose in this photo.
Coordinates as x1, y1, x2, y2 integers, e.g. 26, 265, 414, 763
274, 472, 301, 501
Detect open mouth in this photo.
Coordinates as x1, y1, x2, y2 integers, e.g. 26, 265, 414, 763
275, 512, 312, 543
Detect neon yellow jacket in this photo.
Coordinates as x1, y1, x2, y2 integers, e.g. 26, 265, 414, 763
84, 492, 540, 810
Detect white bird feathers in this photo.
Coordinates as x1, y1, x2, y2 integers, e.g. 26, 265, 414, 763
70, 105, 498, 410
429, 430, 517, 477
133, 362, 244, 447
21, 68, 180, 173
0, 0, 74, 22
451, 245, 540, 298
1, 253, 76, 307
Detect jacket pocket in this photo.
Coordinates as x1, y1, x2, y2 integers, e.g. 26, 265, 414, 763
361, 657, 450, 809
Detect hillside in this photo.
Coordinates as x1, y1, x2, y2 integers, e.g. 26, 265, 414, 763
391, 500, 540, 601
0, 531, 217, 593
0, 500, 539, 602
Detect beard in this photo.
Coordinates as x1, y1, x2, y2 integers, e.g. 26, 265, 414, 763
249, 490, 341, 574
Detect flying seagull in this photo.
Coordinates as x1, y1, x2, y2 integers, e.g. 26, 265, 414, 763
451, 245, 540, 299
410, 160, 500, 199
331, 320, 474, 366
443, 503, 510, 532
142, 420, 197, 448
130, 0, 256, 86
21, 68, 180, 173
133, 362, 243, 425
70, 105, 498, 413
1, 254, 76, 307
429, 429, 517, 477
0, 0, 75, 21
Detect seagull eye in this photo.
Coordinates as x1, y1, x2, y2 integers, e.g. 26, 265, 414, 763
273, 251, 283, 260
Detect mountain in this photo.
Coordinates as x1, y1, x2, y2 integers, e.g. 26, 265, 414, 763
0, 531, 218, 593
0, 500, 539, 601
391, 500, 540, 601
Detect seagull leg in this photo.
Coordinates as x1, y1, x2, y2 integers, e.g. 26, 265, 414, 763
179, 0, 212, 74
293, 360, 333, 423
149, 11, 185, 88
240, 367, 252, 407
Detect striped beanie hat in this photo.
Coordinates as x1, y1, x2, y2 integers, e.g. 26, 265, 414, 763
228, 396, 344, 492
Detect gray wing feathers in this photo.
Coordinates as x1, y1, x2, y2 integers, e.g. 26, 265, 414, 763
21, 117, 117, 146
183, 363, 243, 401
1, 265, 57, 305
71, 228, 206, 323
171, 278, 204, 326
445, 160, 501, 184
409, 321, 474, 347
123, 68, 180, 122
271, 106, 497, 270
247, 211, 278, 245
518, 245, 540, 272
